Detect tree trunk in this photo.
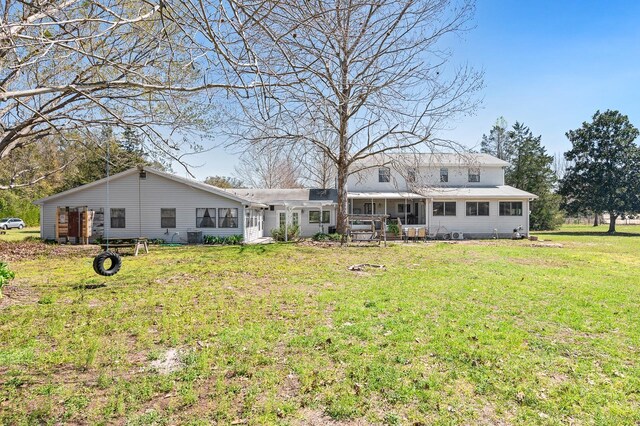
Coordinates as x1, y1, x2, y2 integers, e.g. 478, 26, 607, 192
593, 214, 599, 226
336, 163, 349, 236
607, 213, 617, 234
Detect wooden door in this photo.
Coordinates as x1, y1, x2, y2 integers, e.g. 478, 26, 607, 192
68, 211, 80, 237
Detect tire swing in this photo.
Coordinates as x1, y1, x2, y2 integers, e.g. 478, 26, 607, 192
93, 251, 122, 276
93, 139, 122, 276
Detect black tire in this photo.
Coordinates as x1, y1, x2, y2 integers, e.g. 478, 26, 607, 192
93, 251, 122, 277
18, 225, 24, 229
1, 225, 6, 230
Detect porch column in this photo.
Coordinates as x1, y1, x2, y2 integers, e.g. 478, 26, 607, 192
425, 199, 428, 227
404, 197, 407, 225
384, 199, 387, 216
320, 204, 323, 233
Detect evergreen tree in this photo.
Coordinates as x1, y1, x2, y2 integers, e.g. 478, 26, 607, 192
204, 176, 244, 189
480, 117, 509, 160
506, 122, 563, 230
57, 127, 149, 191
559, 110, 640, 233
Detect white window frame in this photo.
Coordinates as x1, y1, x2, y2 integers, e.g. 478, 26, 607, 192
433, 201, 456, 216
465, 201, 490, 216
378, 167, 391, 183
468, 168, 481, 183
196, 208, 216, 228
309, 210, 330, 224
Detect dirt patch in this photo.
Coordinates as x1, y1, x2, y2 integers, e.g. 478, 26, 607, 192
149, 348, 185, 375
529, 243, 564, 248
0, 281, 40, 309
0, 241, 98, 263
294, 408, 373, 425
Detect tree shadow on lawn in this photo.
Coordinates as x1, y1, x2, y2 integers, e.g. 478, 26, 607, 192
544, 231, 640, 237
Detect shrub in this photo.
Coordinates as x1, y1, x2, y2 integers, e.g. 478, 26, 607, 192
271, 224, 300, 242
0, 262, 15, 293
387, 222, 400, 235
202, 234, 244, 245
312, 232, 342, 241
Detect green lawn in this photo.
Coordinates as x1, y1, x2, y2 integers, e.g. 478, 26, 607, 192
0, 226, 40, 242
1, 225, 640, 425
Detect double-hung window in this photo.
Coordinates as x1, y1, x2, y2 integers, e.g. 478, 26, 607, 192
440, 168, 449, 183
378, 167, 390, 182
407, 168, 416, 183
110, 208, 126, 228
468, 168, 481, 182
161, 208, 176, 228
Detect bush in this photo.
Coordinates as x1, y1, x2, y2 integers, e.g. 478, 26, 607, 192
271, 224, 300, 242
387, 221, 400, 235
0, 262, 15, 293
202, 234, 244, 245
312, 232, 342, 241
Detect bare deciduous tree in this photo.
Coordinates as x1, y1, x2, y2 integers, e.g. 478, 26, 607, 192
234, 144, 303, 188
0, 0, 267, 188
227, 0, 483, 233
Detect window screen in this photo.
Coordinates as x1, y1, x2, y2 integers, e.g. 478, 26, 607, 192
161, 208, 176, 228
110, 208, 125, 228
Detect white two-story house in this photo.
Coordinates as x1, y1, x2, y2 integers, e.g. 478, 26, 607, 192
347, 153, 537, 238
34, 152, 536, 243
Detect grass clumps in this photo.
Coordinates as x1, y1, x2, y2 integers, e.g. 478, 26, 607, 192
2, 224, 640, 424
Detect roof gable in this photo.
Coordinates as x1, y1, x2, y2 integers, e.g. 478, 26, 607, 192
33, 167, 254, 205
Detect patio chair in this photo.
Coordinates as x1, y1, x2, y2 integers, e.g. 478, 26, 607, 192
406, 227, 416, 242
417, 227, 426, 242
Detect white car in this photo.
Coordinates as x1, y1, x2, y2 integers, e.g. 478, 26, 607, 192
0, 218, 26, 230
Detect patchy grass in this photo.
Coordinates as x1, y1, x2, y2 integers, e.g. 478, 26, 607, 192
1, 225, 640, 424
0, 226, 40, 242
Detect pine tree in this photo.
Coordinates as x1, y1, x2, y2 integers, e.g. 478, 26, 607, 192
506, 122, 563, 230
559, 110, 640, 233
480, 117, 509, 160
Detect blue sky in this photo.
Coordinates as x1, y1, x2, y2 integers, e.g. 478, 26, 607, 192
188, 0, 640, 180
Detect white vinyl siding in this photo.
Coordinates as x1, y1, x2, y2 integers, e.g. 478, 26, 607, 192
427, 199, 530, 237
39, 171, 246, 242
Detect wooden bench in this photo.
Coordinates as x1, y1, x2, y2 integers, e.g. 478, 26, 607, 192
100, 238, 149, 256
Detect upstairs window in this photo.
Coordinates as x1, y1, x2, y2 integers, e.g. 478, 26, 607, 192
468, 168, 481, 182
466, 202, 490, 216
440, 168, 449, 183
219, 208, 239, 228
309, 211, 330, 223
161, 208, 176, 228
499, 202, 523, 216
433, 202, 456, 216
196, 208, 216, 228
407, 168, 416, 183
110, 208, 126, 228
378, 167, 390, 182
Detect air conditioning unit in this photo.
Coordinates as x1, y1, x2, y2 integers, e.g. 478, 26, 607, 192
451, 231, 464, 240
